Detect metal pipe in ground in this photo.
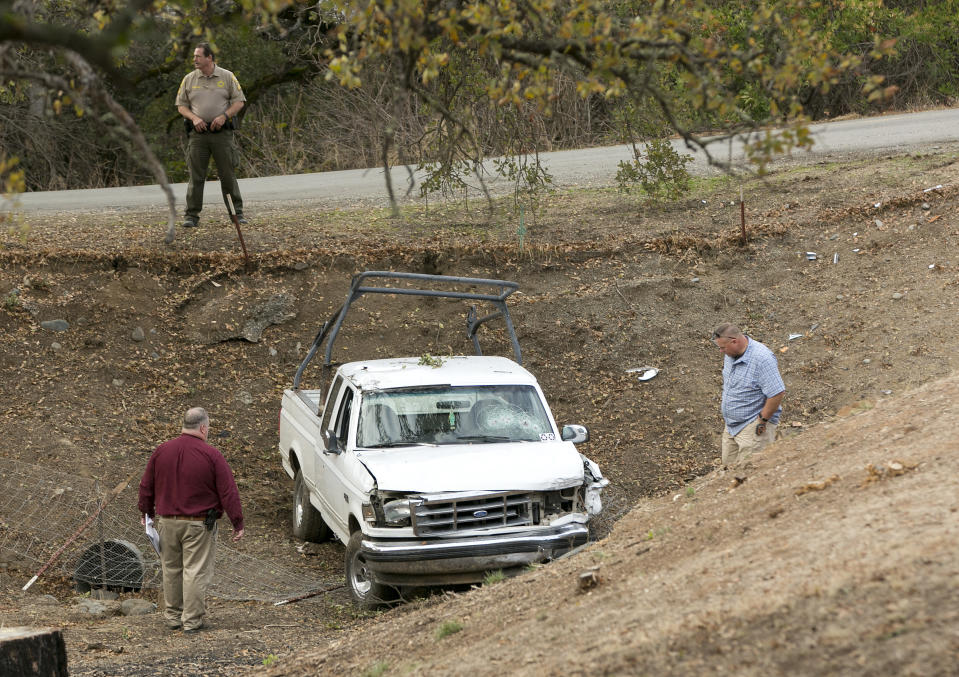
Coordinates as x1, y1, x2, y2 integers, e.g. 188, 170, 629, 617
222, 190, 251, 269
740, 187, 747, 245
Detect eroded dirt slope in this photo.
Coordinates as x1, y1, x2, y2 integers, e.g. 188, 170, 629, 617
1, 145, 958, 675
260, 373, 959, 676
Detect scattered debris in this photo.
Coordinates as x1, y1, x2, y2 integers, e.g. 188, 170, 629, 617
922, 184, 943, 193
788, 333, 803, 341
295, 542, 325, 556
928, 214, 941, 223
768, 506, 785, 519
730, 476, 747, 488
833, 252, 839, 264
790, 421, 803, 427
795, 474, 840, 496
578, 567, 601, 592
861, 460, 918, 486
891, 292, 904, 300
921, 202, 931, 210
875, 219, 883, 228
626, 366, 659, 381
874, 202, 882, 209
805, 252, 817, 261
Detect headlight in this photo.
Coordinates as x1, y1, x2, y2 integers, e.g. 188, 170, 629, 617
383, 499, 412, 526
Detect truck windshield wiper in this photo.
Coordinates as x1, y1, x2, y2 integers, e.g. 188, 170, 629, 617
454, 435, 514, 442
362, 441, 432, 449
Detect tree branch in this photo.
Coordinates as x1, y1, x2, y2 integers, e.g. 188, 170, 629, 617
63, 52, 178, 243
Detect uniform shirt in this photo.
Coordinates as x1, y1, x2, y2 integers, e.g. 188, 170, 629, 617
137, 433, 244, 531
720, 336, 785, 435
175, 65, 246, 123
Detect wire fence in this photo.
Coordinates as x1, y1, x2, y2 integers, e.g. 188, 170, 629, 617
0, 457, 334, 603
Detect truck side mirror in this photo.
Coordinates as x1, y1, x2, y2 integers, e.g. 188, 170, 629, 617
561, 424, 589, 444
322, 429, 341, 454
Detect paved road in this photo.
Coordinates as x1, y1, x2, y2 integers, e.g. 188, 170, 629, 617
13, 108, 959, 214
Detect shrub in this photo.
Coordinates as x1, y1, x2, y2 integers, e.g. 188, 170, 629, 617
616, 138, 693, 201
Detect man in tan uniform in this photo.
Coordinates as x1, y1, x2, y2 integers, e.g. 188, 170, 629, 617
176, 43, 246, 228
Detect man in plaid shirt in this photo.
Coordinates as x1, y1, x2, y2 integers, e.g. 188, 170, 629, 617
712, 323, 786, 466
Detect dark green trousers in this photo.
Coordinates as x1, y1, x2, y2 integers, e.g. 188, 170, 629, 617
185, 130, 243, 220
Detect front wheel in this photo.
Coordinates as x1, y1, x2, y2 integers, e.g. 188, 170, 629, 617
345, 531, 396, 610
292, 470, 331, 542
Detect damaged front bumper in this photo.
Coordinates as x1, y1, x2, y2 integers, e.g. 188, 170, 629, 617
360, 521, 589, 586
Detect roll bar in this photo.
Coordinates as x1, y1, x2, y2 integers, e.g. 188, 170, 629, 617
293, 271, 522, 389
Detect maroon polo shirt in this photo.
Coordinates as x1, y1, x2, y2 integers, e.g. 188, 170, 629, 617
137, 432, 244, 531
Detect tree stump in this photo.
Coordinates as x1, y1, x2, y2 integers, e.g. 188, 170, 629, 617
0, 627, 68, 677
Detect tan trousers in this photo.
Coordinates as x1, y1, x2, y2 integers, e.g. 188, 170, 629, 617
721, 417, 777, 467
158, 517, 217, 631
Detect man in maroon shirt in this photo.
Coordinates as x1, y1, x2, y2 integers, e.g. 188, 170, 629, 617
138, 407, 244, 633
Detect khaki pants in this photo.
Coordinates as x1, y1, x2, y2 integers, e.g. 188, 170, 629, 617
185, 129, 242, 220
721, 417, 777, 467
158, 517, 217, 631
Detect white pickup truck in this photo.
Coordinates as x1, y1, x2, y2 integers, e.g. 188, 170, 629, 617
278, 272, 608, 607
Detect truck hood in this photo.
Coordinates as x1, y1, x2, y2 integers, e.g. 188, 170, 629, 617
356, 442, 585, 493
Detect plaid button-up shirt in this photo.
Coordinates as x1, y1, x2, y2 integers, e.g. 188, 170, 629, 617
720, 336, 785, 436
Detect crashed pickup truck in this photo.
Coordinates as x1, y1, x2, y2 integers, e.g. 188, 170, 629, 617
278, 271, 607, 607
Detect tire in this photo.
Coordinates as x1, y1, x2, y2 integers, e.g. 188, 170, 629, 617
292, 470, 331, 542
345, 531, 396, 610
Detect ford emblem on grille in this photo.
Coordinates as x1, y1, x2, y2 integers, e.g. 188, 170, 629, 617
473, 510, 488, 518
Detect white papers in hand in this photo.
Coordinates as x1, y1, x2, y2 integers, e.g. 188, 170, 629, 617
145, 514, 160, 555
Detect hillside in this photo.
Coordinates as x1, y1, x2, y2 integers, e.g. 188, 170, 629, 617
1, 143, 958, 675
262, 373, 959, 676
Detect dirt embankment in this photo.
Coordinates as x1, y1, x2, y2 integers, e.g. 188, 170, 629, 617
261, 373, 959, 676
1, 145, 958, 675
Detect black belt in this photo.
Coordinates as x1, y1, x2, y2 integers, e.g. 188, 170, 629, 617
184, 118, 235, 134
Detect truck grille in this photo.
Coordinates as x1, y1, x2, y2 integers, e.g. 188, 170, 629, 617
411, 491, 533, 536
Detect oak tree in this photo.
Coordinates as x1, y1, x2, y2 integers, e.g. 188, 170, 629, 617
0, 0, 894, 237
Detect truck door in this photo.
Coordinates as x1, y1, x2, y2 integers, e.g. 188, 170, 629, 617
316, 382, 356, 535
308, 375, 343, 517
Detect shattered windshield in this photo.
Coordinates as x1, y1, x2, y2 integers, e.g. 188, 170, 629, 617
357, 385, 554, 447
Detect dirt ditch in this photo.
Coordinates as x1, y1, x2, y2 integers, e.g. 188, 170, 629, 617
1, 145, 958, 674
